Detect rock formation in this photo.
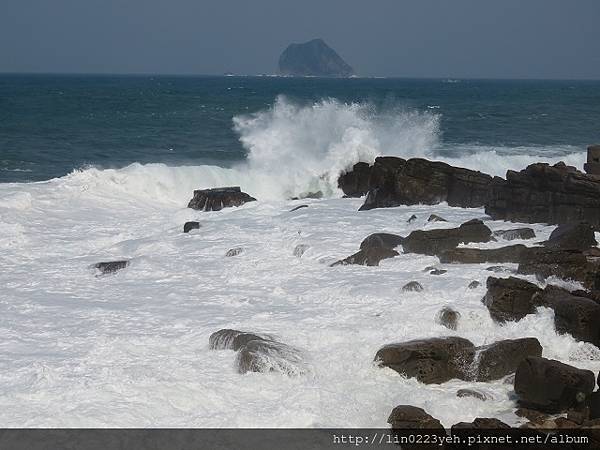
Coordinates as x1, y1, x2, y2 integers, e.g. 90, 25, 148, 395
278, 39, 354, 77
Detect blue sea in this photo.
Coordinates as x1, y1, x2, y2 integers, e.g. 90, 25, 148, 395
1, 74, 599, 183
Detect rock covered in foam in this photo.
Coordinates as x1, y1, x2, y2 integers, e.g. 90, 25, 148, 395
331, 247, 399, 267
236, 339, 308, 376
94, 260, 129, 275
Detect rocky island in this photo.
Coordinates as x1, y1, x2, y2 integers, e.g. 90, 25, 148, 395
278, 38, 354, 77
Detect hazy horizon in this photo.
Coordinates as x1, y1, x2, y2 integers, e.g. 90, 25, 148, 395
1, 0, 599, 80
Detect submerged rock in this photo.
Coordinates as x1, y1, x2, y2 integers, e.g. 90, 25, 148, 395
429, 269, 447, 275
293, 244, 310, 257
427, 214, 447, 222
468, 280, 481, 289
289, 204, 309, 212
402, 281, 424, 293
236, 339, 307, 375
94, 260, 129, 275
183, 221, 200, 233
493, 228, 536, 241
515, 356, 595, 413
331, 247, 399, 267
407, 214, 418, 223
456, 389, 489, 401
225, 247, 243, 257
187, 187, 256, 212
436, 307, 460, 330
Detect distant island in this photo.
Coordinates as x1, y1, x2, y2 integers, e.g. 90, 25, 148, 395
278, 38, 354, 78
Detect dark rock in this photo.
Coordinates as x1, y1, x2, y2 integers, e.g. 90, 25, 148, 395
567, 407, 590, 424
493, 228, 536, 241
374, 337, 475, 384
452, 418, 510, 429
468, 280, 481, 289
456, 389, 489, 401
514, 356, 595, 413
407, 214, 418, 223
338, 162, 371, 197
423, 266, 436, 272
230, 333, 267, 351
545, 222, 598, 251
402, 219, 492, 256
588, 392, 600, 420
515, 408, 550, 424
439, 245, 528, 264
430, 269, 447, 275
544, 288, 600, 347
94, 260, 129, 275
387, 405, 443, 430
358, 157, 493, 211
187, 187, 256, 212
331, 247, 399, 267
428, 214, 447, 222
486, 265, 514, 273
402, 281, 424, 293
236, 339, 306, 375
209, 329, 244, 350
486, 161, 600, 227
278, 38, 354, 77
291, 191, 322, 200
472, 337, 543, 382
482, 276, 544, 322
225, 247, 243, 257
183, 221, 200, 233
359, 233, 404, 251
436, 307, 460, 330
289, 204, 309, 212
293, 244, 309, 257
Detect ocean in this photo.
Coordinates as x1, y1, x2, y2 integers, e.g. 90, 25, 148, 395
1, 74, 600, 427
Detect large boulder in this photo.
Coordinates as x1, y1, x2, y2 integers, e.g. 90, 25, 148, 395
544, 289, 600, 347
544, 222, 598, 251
236, 338, 307, 376
440, 245, 528, 264
359, 233, 404, 251
514, 356, 596, 413
374, 337, 475, 384
402, 219, 491, 256
482, 277, 544, 322
486, 161, 600, 227
387, 405, 443, 430
472, 338, 543, 382
188, 187, 256, 211
356, 157, 493, 211
331, 247, 399, 267
338, 162, 372, 197
278, 38, 354, 77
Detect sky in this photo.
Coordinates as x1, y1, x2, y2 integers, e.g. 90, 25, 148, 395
1, 0, 599, 79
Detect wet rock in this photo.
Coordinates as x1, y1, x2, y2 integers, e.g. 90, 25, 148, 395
289, 204, 308, 212
374, 337, 475, 384
402, 281, 424, 292
486, 265, 514, 273
514, 356, 596, 413
567, 407, 590, 425
183, 221, 200, 233
338, 162, 372, 197
473, 337, 542, 382
486, 161, 600, 227
468, 280, 481, 289
493, 228, 536, 241
452, 418, 510, 429
387, 405, 443, 430
331, 247, 399, 267
436, 307, 460, 330
456, 389, 489, 401
225, 247, 243, 257
359, 233, 404, 251
482, 276, 544, 322
209, 329, 245, 350
293, 244, 309, 257
188, 186, 256, 211
357, 157, 493, 211
515, 407, 550, 424
428, 214, 447, 222
439, 245, 528, 264
429, 269, 447, 275
544, 222, 598, 251
545, 289, 600, 347
236, 339, 307, 375
407, 214, 418, 223
94, 260, 129, 275
230, 333, 267, 351
402, 219, 491, 256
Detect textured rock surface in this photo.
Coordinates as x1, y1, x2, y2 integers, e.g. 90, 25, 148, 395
440, 245, 528, 264
188, 187, 256, 212
544, 222, 598, 251
359, 233, 404, 251
387, 405, 443, 429
482, 277, 544, 323
331, 247, 399, 267
493, 228, 536, 241
402, 219, 491, 256
473, 337, 542, 382
94, 260, 129, 275
278, 38, 354, 77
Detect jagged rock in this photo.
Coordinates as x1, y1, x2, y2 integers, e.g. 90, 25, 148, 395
473, 337, 542, 382
515, 356, 595, 413
544, 288, 600, 347
428, 214, 447, 222
468, 280, 481, 289
402, 219, 491, 256
486, 265, 514, 273
388, 405, 444, 430
230, 333, 268, 351
486, 161, 600, 227
293, 244, 309, 257
374, 337, 475, 384
456, 389, 489, 401
407, 214, 418, 223
187, 187, 256, 211
493, 228, 536, 241
430, 269, 447, 275
452, 418, 510, 429
357, 157, 493, 211
439, 245, 528, 264
236, 338, 307, 375
544, 222, 598, 251
289, 204, 308, 212
436, 307, 460, 330
402, 281, 424, 292
183, 221, 200, 233
94, 260, 129, 275
359, 233, 404, 251
225, 247, 243, 257
331, 247, 399, 267
482, 276, 544, 322
338, 162, 371, 197
278, 38, 354, 77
